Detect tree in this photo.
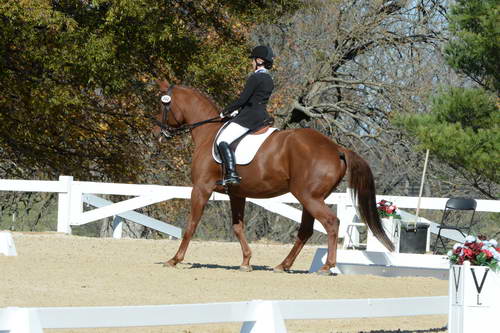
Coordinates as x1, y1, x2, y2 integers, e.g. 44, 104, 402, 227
397, 0, 499, 198
252, 0, 452, 195
400, 88, 498, 198
0, 0, 301, 182
0, 0, 302, 237
444, 0, 499, 91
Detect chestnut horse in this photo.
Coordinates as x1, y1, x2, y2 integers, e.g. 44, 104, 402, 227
154, 80, 393, 275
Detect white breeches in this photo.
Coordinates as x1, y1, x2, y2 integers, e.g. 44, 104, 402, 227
216, 122, 249, 145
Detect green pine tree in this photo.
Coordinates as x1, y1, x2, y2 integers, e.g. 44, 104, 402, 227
397, 0, 499, 198
444, 0, 499, 91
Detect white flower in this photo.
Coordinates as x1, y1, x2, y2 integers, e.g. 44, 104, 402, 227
447, 250, 453, 257
453, 243, 463, 250
489, 239, 498, 247
465, 235, 476, 243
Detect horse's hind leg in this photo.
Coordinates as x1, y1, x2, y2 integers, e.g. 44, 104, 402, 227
299, 197, 340, 275
274, 209, 314, 273
229, 195, 252, 271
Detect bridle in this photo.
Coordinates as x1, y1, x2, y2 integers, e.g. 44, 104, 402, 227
155, 85, 224, 139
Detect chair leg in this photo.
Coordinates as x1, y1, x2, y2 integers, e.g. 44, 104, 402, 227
438, 236, 448, 254
433, 229, 442, 254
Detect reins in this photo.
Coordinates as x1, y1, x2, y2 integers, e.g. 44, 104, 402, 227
159, 116, 224, 138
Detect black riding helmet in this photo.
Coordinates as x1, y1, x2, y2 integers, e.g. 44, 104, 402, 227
249, 45, 274, 68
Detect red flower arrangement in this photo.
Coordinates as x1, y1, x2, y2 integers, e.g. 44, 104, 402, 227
376, 199, 401, 219
448, 235, 500, 271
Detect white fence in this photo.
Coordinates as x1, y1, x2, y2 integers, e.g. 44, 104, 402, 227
0, 296, 448, 333
0, 176, 499, 242
1, 177, 497, 332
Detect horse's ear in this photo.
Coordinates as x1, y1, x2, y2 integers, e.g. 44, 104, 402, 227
156, 79, 170, 91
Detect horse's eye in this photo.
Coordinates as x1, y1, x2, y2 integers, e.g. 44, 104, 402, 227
161, 95, 171, 104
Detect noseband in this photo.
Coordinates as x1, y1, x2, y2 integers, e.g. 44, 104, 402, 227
155, 85, 224, 139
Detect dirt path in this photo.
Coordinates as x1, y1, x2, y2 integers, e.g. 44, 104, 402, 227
0, 233, 448, 332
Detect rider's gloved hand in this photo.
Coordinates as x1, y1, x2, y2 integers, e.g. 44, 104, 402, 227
220, 110, 239, 118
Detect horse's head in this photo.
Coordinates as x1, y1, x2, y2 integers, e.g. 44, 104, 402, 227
153, 80, 186, 140
152, 80, 222, 141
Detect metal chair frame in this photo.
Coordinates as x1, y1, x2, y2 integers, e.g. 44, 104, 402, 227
433, 198, 477, 254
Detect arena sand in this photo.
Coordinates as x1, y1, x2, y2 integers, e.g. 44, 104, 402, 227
0, 233, 448, 333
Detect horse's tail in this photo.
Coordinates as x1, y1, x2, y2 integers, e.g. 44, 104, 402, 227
341, 149, 395, 251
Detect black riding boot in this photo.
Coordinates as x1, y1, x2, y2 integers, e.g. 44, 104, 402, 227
217, 142, 241, 185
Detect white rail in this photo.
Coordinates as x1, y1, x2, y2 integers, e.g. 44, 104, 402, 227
0, 296, 448, 333
82, 194, 182, 238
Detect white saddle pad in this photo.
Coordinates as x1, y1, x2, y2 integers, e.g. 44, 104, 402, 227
212, 126, 278, 165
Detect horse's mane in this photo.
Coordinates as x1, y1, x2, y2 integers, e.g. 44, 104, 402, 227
177, 85, 222, 112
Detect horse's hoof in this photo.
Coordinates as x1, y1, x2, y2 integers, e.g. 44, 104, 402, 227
273, 266, 288, 273
163, 260, 177, 268
316, 269, 333, 276
239, 265, 253, 272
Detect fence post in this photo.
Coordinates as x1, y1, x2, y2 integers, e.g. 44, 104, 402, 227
1, 307, 43, 333
57, 176, 73, 234
240, 300, 287, 333
69, 181, 83, 232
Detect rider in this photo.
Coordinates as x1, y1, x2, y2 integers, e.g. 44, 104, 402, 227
216, 45, 275, 186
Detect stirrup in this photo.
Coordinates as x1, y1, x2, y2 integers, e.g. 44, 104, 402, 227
216, 175, 241, 186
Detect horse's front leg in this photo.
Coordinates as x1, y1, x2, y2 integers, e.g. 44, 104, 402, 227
164, 185, 211, 267
229, 195, 252, 271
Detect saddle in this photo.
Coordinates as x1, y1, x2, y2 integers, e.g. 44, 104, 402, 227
212, 123, 278, 165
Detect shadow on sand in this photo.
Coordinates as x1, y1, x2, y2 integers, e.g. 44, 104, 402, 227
188, 262, 311, 275
155, 261, 310, 274
358, 328, 446, 333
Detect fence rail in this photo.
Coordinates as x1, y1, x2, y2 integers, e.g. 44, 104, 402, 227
0, 296, 448, 332
0, 176, 498, 241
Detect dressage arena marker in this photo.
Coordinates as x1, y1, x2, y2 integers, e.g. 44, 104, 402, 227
0, 231, 17, 256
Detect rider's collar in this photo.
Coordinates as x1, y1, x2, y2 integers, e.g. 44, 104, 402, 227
254, 68, 268, 74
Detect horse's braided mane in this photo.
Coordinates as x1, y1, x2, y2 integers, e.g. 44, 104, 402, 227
177, 85, 222, 112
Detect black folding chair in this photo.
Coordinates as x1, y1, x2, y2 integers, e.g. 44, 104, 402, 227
433, 198, 477, 254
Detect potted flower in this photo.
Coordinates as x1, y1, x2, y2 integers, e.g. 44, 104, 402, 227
367, 200, 402, 252
448, 235, 500, 271
376, 199, 401, 219
448, 235, 500, 333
